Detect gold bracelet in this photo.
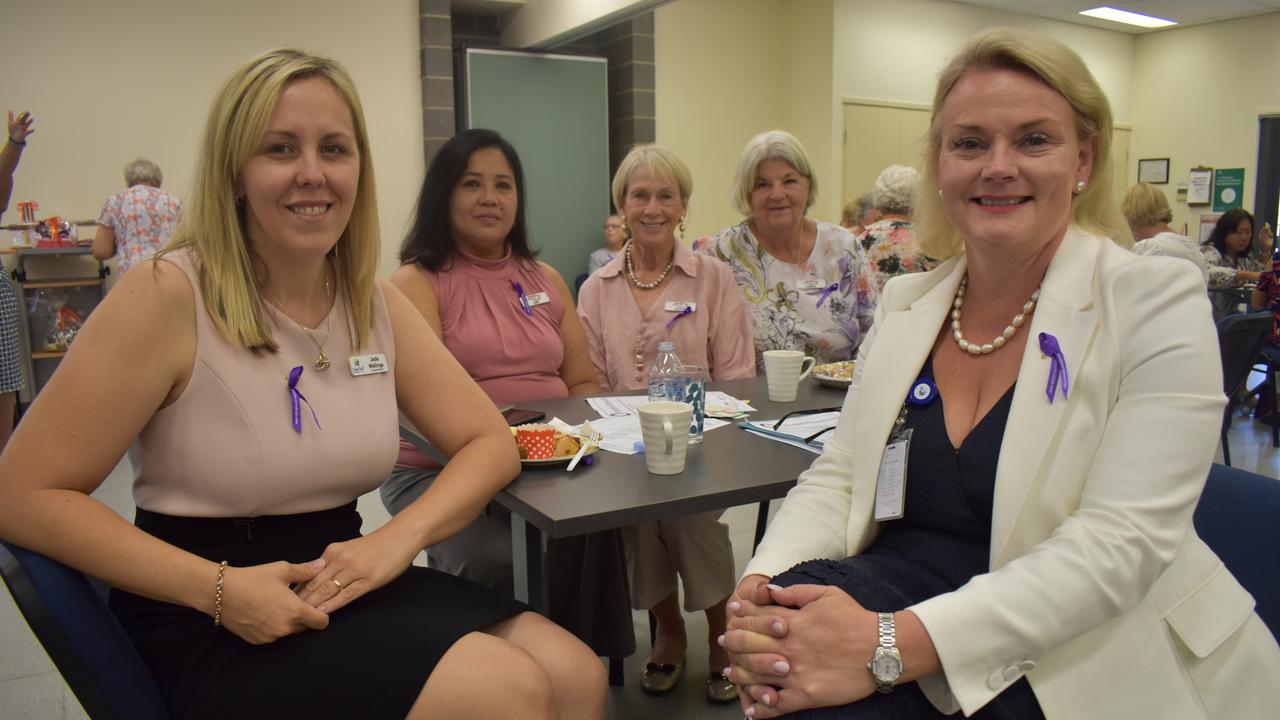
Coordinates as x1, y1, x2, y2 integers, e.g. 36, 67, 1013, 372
213, 560, 228, 626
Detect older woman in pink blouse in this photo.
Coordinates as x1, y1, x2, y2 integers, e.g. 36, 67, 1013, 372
578, 145, 754, 704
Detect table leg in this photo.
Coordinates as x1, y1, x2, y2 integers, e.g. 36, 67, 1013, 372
753, 500, 771, 551
510, 513, 549, 615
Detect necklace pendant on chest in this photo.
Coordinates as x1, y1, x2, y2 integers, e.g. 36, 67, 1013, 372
315, 351, 331, 371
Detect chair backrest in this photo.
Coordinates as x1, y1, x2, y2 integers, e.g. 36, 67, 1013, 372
1215, 311, 1271, 396
0, 540, 169, 720
574, 272, 589, 293
1194, 464, 1280, 640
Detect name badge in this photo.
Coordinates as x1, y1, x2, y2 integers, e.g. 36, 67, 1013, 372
526, 291, 551, 307
349, 353, 389, 377
873, 429, 910, 521
664, 301, 696, 313
796, 278, 826, 291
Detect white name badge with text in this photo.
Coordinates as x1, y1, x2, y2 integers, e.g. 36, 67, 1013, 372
349, 353, 389, 377
796, 278, 826, 291
664, 301, 697, 313
873, 429, 910, 521
526, 291, 552, 307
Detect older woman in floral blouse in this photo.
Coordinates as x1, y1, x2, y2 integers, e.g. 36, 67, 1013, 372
695, 130, 877, 370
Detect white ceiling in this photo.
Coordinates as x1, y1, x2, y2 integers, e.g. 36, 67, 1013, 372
952, 0, 1280, 33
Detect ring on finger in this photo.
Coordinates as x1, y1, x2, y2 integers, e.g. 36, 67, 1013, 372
332, 578, 345, 590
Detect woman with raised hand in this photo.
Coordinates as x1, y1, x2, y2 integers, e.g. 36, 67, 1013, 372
0, 50, 605, 720
723, 28, 1280, 719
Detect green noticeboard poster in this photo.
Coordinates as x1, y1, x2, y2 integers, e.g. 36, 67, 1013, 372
1213, 168, 1245, 211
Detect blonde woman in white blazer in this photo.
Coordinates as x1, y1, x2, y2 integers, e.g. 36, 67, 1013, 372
721, 28, 1280, 720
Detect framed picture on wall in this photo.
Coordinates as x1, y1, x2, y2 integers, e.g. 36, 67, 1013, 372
1137, 158, 1170, 184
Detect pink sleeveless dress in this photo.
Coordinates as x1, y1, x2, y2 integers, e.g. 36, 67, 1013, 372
110, 250, 524, 718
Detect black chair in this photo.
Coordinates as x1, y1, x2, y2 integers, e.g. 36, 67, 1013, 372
0, 540, 169, 720
1258, 345, 1280, 448
1215, 311, 1271, 465
1194, 464, 1280, 640
574, 272, 589, 293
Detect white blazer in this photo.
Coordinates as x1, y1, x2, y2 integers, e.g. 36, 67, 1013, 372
745, 226, 1280, 719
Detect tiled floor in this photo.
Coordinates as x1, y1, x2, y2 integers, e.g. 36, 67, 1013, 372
4, 411, 1279, 719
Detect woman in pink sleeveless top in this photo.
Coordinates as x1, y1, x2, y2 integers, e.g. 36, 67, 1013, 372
0, 51, 604, 719
383, 130, 637, 661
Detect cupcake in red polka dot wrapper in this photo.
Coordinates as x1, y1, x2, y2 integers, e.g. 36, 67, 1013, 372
514, 423, 558, 460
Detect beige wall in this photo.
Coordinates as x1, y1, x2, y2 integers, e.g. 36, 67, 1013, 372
655, 0, 1136, 236
1, 0, 423, 277
503, 0, 663, 47
654, 0, 835, 240
1131, 12, 1280, 234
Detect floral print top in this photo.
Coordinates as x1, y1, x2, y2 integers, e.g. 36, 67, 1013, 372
857, 218, 936, 293
1200, 244, 1264, 289
694, 220, 878, 370
97, 185, 183, 275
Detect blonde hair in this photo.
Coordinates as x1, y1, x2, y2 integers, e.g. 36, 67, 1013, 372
730, 130, 816, 216
915, 28, 1130, 259
162, 48, 380, 351
611, 144, 693, 214
1122, 182, 1173, 228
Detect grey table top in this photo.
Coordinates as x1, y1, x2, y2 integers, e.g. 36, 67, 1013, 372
494, 375, 847, 539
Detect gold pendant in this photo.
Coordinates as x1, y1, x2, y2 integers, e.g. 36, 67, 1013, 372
315, 352, 331, 371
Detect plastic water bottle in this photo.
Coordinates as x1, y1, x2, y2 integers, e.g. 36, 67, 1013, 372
647, 341, 685, 402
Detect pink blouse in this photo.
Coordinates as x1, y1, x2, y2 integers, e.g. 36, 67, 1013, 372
397, 249, 569, 469
577, 242, 756, 392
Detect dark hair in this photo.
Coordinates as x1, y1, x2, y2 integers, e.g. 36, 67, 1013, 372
399, 128, 535, 271
1208, 208, 1255, 258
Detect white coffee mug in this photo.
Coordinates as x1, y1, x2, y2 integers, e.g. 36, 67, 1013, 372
638, 401, 693, 475
763, 350, 817, 402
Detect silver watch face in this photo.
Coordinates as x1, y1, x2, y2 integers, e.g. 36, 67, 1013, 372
871, 648, 903, 682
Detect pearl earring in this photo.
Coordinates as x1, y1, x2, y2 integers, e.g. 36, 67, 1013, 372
1074, 180, 1086, 193
938, 188, 943, 198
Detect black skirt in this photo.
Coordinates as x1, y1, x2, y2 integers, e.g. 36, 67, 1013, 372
109, 502, 526, 719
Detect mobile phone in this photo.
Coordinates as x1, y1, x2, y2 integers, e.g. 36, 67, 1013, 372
503, 408, 547, 426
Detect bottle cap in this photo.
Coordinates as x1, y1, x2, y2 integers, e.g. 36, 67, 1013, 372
658, 341, 675, 351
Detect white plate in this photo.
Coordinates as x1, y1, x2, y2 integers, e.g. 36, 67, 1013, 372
812, 373, 852, 389
520, 445, 600, 466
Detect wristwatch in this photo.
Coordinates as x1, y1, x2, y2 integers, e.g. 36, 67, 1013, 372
867, 612, 903, 693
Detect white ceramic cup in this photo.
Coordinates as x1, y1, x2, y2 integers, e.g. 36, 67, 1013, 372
637, 401, 693, 475
763, 350, 817, 402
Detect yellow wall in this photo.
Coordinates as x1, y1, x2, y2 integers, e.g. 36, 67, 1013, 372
0, 0, 423, 277
1131, 12, 1280, 234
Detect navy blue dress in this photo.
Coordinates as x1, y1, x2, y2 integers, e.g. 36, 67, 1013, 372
771, 356, 1044, 719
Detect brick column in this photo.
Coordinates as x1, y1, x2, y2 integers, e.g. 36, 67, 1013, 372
420, 0, 456, 163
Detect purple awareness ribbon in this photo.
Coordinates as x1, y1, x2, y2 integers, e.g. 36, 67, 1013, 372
665, 305, 692, 329
1038, 332, 1070, 403
807, 282, 839, 308
287, 365, 322, 434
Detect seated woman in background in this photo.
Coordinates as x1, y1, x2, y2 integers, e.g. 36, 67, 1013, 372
92, 158, 184, 276
578, 144, 754, 703
587, 213, 626, 275
383, 129, 635, 661
858, 163, 936, 292
695, 130, 877, 370
1121, 182, 1207, 284
841, 190, 878, 235
0, 49, 605, 719
1201, 208, 1273, 316
723, 28, 1280, 719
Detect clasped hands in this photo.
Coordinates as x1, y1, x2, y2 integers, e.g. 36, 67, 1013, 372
216, 526, 418, 645
721, 574, 880, 718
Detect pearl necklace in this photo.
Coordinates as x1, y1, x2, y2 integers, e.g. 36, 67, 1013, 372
625, 243, 673, 290
950, 274, 1040, 356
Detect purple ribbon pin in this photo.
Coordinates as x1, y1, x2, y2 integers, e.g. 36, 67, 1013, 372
1038, 332, 1069, 403
807, 282, 839, 308
665, 305, 693, 329
287, 365, 322, 434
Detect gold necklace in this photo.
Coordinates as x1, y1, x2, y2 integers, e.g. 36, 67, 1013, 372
267, 273, 334, 371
